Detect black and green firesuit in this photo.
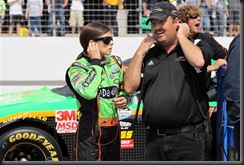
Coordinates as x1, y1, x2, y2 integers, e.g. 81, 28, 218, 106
66, 52, 128, 161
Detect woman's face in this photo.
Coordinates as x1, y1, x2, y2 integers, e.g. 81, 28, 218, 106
95, 31, 114, 56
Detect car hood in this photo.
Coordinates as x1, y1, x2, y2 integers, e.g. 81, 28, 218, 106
0, 86, 143, 123
0, 86, 78, 120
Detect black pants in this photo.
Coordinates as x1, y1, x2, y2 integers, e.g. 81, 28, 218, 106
76, 121, 121, 161
103, 5, 118, 36
145, 124, 205, 161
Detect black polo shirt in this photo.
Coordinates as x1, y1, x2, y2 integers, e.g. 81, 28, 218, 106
140, 41, 213, 129
193, 33, 227, 91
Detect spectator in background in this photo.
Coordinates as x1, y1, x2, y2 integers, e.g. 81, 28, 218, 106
123, 0, 138, 34
7, 0, 24, 37
227, 0, 240, 36
45, 0, 68, 36
169, 0, 184, 9
142, 0, 158, 34
25, 0, 43, 37
69, 0, 84, 37
184, 0, 200, 6
142, 0, 158, 17
83, 0, 103, 25
177, 4, 228, 104
102, 0, 122, 36
223, 33, 240, 161
178, 5, 227, 160
0, 0, 6, 35
210, 0, 228, 36
199, 0, 211, 33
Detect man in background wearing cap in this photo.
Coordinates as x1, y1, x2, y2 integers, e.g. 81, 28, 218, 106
124, 1, 213, 161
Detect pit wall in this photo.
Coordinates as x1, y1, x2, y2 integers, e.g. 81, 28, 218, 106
0, 37, 233, 93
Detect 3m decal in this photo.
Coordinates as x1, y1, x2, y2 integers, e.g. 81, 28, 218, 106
55, 110, 78, 134
55, 110, 76, 122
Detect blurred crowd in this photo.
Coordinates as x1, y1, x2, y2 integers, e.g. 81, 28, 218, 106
0, 0, 240, 37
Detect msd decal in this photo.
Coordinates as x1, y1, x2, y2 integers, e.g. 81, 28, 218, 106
55, 110, 78, 134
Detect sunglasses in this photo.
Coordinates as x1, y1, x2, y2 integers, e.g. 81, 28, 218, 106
94, 36, 113, 45
189, 14, 199, 19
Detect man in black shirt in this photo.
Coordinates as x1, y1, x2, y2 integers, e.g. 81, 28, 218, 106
124, 1, 213, 161
178, 5, 227, 161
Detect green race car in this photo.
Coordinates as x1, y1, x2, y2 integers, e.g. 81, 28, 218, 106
0, 58, 218, 161
0, 85, 145, 161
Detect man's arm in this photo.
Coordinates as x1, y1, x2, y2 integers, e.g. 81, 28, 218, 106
177, 23, 205, 69
124, 37, 156, 94
142, 1, 149, 16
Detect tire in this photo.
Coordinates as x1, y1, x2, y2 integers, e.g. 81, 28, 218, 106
0, 126, 63, 161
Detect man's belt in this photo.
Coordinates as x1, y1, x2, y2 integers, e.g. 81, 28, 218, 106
148, 123, 204, 136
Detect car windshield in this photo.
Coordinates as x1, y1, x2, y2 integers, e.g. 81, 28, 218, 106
51, 85, 75, 97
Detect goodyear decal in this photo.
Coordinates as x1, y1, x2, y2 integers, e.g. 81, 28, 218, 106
55, 110, 78, 134
9, 132, 59, 161
0, 111, 54, 123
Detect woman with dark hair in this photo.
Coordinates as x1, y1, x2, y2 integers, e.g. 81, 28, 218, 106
66, 21, 128, 161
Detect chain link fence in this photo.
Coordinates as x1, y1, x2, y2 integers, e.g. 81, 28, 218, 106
1, 0, 239, 37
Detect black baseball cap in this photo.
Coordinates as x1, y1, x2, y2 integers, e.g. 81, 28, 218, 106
146, 2, 177, 25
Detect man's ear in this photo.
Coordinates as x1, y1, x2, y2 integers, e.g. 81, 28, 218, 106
175, 18, 180, 31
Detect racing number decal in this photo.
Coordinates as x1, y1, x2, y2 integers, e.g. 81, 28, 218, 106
121, 130, 133, 139
121, 131, 134, 149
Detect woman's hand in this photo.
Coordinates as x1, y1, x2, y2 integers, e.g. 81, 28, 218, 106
87, 41, 101, 60
113, 96, 127, 109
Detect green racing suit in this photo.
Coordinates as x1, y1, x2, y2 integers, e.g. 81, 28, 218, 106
65, 52, 128, 160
